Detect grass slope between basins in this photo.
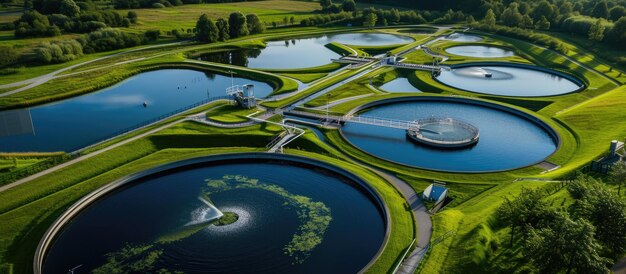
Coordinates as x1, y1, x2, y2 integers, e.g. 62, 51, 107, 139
554, 86, 626, 173
204, 104, 260, 124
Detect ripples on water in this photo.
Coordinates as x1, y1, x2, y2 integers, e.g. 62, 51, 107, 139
437, 66, 581, 96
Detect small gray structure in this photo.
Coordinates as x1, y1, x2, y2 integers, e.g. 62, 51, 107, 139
589, 139, 625, 173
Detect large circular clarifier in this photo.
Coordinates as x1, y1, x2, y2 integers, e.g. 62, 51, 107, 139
41, 156, 386, 274
436, 65, 582, 97
342, 99, 557, 172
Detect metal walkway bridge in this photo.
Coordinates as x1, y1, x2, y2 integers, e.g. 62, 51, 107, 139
385, 62, 448, 72
286, 110, 419, 130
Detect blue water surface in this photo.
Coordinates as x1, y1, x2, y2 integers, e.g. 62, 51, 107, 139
0, 69, 272, 152
198, 32, 414, 69
436, 66, 581, 97
342, 101, 557, 172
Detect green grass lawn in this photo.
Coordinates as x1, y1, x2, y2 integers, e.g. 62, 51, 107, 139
279, 72, 328, 83
0, 158, 41, 171
205, 104, 259, 123
555, 86, 626, 174
303, 68, 387, 108
118, 0, 320, 32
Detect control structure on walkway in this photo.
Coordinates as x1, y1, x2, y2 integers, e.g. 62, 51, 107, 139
226, 84, 256, 109
224, 52, 257, 109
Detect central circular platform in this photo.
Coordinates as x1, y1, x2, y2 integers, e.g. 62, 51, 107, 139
406, 117, 479, 148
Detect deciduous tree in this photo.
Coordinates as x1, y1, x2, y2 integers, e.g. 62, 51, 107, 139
588, 19, 605, 43
246, 13, 265, 34
228, 12, 249, 38
196, 14, 218, 43
524, 213, 610, 274
482, 8, 496, 27
363, 12, 377, 28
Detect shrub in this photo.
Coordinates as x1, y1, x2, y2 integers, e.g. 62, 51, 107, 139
144, 29, 160, 41
14, 10, 60, 38
34, 40, 83, 63
0, 46, 19, 67
79, 28, 144, 53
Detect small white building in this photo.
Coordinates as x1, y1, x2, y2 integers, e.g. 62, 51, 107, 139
423, 183, 448, 205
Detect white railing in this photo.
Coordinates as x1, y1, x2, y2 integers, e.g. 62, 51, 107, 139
226, 85, 243, 96
347, 115, 420, 130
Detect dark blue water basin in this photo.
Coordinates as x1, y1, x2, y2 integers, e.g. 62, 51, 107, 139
445, 45, 514, 58
197, 33, 414, 69
42, 160, 385, 273
436, 66, 581, 97
342, 100, 557, 172
379, 77, 421, 93
0, 69, 273, 152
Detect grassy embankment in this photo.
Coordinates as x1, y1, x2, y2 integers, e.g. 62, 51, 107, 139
260, 64, 367, 109
302, 66, 391, 108
205, 104, 259, 123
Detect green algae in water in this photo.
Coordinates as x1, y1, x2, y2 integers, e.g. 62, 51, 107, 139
204, 175, 332, 264
214, 212, 239, 226
91, 174, 332, 271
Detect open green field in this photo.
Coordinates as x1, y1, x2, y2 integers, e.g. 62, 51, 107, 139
119, 0, 321, 32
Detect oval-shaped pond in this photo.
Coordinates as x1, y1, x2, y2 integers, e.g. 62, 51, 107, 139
42, 158, 386, 273
445, 33, 483, 42
342, 100, 557, 172
0, 69, 273, 152
445, 46, 514, 58
197, 33, 414, 69
436, 66, 582, 97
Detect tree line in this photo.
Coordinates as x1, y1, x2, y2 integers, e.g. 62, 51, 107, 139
12, 0, 139, 38
195, 12, 264, 43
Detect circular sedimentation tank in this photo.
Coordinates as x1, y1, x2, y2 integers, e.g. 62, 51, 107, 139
406, 117, 480, 148
445, 45, 515, 58
36, 154, 387, 274
341, 97, 559, 172
435, 64, 584, 97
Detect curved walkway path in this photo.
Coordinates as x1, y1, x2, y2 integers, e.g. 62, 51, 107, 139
0, 41, 189, 96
